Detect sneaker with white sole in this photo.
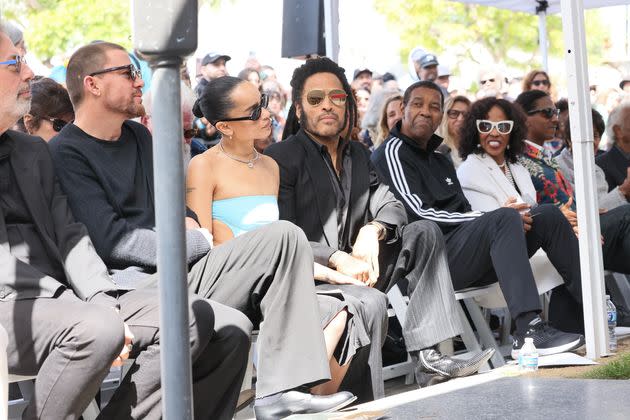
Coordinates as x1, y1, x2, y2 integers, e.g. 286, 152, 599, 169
511, 317, 584, 359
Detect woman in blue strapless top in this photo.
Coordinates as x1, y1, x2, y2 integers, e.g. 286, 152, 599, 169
186, 77, 369, 397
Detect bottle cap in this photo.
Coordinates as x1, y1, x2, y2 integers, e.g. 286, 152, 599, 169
525, 337, 533, 343
606, 295, 610, 299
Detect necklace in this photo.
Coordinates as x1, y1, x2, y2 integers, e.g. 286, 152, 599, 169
219, 141, 260, 168
503, 163, 516, 187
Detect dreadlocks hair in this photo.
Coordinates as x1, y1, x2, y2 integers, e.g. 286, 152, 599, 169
282, 57, 357, 141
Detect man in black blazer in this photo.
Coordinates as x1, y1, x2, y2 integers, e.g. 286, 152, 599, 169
266, 57, 493, 389
596, 102, 630, 192
0, 30, 249, 419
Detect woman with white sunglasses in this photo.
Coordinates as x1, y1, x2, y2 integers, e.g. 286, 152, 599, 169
456, 97, 586, 335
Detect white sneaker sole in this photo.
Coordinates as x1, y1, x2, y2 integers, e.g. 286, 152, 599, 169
511, 336, 584, 359
324, 395, 358, 413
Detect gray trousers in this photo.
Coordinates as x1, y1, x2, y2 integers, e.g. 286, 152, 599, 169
186, 221, 331, 398
1, 288, 251, 420
381, 220, 464, 351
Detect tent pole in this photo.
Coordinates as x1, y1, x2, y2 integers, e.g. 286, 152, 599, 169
323, 0, 340, 62
560, 0, 608, 359
538, 11, 549, 71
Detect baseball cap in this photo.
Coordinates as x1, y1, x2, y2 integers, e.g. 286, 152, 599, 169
202, 52, 231, 66
353, 68, 372, 80
418, 53, 439, 68
437, 64, 451, 78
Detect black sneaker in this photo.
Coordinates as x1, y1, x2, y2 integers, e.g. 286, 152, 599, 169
511, 317, 584, 359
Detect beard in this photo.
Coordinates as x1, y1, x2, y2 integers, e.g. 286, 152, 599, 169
105, 94, 146, 119
300, 112, 347, 142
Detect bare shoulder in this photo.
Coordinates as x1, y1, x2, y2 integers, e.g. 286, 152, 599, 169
188, 148, 220, 178
260, 154, 279, 170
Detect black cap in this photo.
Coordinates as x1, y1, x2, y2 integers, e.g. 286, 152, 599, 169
202, 52, 231, 66
353, 68, 372, 80
417, 53, 439, 68
620, 75, 630, 90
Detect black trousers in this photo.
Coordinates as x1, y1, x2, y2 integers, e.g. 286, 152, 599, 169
444, 205, 583, 332
601, 204, 630, 274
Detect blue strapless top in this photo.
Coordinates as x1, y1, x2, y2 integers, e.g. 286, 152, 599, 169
212, 195, 279, 237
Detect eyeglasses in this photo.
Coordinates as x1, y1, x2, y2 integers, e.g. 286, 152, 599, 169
45, 117, 69, 132
480, 78, 495, 85
183, 127, 199, 139
527, 107, 559, 119
89, 64, 142, 81
0, 55, 26, 73
305, 89, 348, 107
218, 94, 269, 123
476, 119, 514, 134
532, 79, 550, 87
447, 109, 469, 120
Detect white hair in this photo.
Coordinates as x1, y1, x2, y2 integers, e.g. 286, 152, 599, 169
606, 99, 630, 144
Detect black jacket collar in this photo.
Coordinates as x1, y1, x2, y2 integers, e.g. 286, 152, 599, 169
390, 121, 444, 154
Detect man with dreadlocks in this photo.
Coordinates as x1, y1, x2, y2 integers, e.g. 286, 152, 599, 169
265, 57, 494, 390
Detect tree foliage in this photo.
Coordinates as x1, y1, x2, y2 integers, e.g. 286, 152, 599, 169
373, 0, 608, 69
1, 0, 225, 63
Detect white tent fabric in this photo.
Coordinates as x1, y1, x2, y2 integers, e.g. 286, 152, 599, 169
451, 0, 629, 15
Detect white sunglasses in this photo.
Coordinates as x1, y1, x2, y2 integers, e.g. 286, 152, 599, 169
476, 119, 514, 134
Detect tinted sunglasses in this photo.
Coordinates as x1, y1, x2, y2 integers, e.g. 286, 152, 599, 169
480, 78, 495, 85
0, 55, 26, 73
527, 107, 559, 119
476, 119, 514, 134
306, 89, 348, 107
218, 94, 269, 123
532, 79, 550, 87
89, 64, 142, 81
46, 117, 69, 132
447, 109, 469, 120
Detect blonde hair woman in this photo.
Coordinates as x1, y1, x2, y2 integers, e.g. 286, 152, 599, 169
436, 95, 471, 168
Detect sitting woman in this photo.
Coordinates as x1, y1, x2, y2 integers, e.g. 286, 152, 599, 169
374, 93, 403, 149
456, 97, 584, 334
436, 95, 471, 169
186, 76, 372, 398
22, 77, 74, 141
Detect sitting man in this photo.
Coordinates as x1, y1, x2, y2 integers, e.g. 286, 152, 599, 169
596, 101, 630, 192
49, 41, 355, 418
265, 57, 494, 388
515, 90, 630, 275
371, 81, 585, 359
0, 28, 249, 419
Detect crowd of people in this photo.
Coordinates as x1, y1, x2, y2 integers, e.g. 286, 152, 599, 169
1, 18, 630, 420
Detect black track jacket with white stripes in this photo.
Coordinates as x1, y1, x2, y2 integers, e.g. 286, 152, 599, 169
371, 123, 482, 233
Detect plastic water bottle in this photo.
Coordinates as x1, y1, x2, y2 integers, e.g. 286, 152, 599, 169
606, 295, 617, 353
518, 337, 539, 372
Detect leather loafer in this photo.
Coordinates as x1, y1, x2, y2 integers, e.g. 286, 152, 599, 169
418, 347, 495, 379
254, 390, 356, 420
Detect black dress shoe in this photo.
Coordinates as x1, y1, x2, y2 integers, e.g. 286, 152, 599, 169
254, 390, 356, 420
418, 348, 495, 379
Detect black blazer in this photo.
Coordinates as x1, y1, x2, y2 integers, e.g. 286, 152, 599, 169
265, 128, 407, 265
0, 130, 118, 305
596, 145, 630, 192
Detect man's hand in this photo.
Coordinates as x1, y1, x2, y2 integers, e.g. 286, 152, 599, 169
351, 224, 382, 286
112, 323, 134, 367
559, 197, 578, 227
314, 263, 366, 287
503, 197, 531, 231
329, 251, 372, 285
185, 217, 200, 230
618, 168, 630, 200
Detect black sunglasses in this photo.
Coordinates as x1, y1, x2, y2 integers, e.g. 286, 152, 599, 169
532, 79, 550, 87
218, 94, 269, 123
46, 117, 69, 132
527, 107, 559, 119
89, 64, 142, 81
480, 78, 495, 85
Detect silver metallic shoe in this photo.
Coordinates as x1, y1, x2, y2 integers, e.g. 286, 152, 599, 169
418, 347, 495, 379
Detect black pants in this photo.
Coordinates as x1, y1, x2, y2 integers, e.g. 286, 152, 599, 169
444, 205, 583, 332
601, 204, 630, 274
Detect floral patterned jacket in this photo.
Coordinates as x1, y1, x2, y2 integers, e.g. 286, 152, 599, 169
518, 141, 575, 210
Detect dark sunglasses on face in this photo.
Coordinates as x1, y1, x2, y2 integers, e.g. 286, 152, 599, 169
447, 109, 469, 120
476, 119, 514, 134
0, 55, 26, 73
527, 107, 559, 119
305, 89, 348, 107
46, 117, 69, 132
480, 78, 495, 85
218, 94, 269, 123
89, 64, 142, 81
532, 79, 550, 87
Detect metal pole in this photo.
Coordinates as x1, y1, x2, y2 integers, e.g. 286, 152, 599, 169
323, 0, 339, 62
538, 11, 549, 71
152, 61, 194, 419
560, 0, 608, 359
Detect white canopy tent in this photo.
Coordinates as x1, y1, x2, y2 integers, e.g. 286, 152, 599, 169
445, 0, 630, 359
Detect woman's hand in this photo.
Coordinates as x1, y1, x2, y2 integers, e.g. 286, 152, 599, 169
559, 197, 577, 227
503, 197, 531, 232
